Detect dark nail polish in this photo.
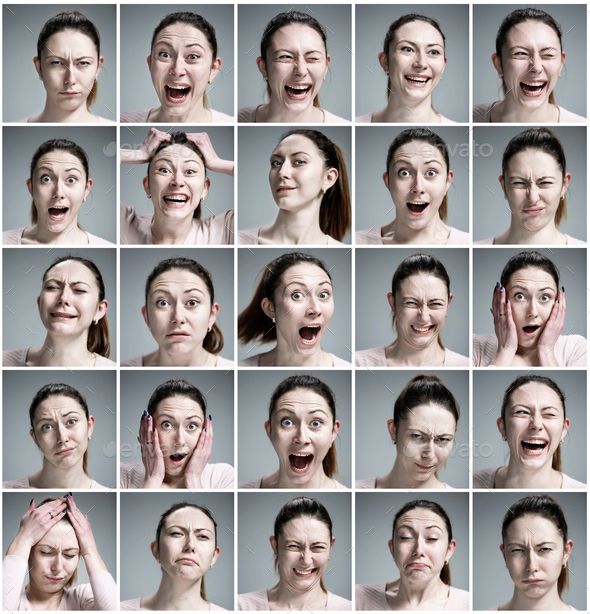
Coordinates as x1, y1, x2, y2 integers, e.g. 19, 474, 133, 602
208, 414, 212, 421
30, 498, 34, 505
561, 286, 565, 292
147, 414, 152, 420
203, 428, 207, 433
142, 410, 148, 418
68, 492, 72, 497
505, 297, 509, 304
495, 282, 500, 289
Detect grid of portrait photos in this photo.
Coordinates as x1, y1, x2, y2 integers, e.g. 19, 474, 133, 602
1, 1, 589, 612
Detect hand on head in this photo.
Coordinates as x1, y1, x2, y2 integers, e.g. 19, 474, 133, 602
139, 411, 166, 488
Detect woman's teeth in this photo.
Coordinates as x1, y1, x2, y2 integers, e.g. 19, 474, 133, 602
48, 206, 69, 219
405, 75, 430, 87
163, 195, 189, 207
520, 81, 547, 97
165, 85, 191, 103
407, 201, 429, 214
294, 568, 315, 577
521, 440, 548, 456
299, 325, 320, 345
522, 325, 540, 334
411, 324, 434, 334
285, 84, 312, 100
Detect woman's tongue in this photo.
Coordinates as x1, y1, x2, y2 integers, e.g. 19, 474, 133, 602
299, 326, 320, 345
290, 454, 313, 473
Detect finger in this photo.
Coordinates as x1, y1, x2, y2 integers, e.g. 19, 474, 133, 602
205, 417, 213, 450
152, 427, 161, 453
139, 411, 147, 444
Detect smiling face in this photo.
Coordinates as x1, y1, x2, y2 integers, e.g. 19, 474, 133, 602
505, 267, 557, 349
142, 268, 219, 356
493, 20, 565, 109
257, 23, 330, 113
498, 382, 569, 470
34, 29, 103, 113
29, 521, 80, 594
38, 260, 107, 340
390, 273, 451, 350
271, 516, 334, 593
148, 22, 220, 117
390, 508, 455, 584
269, 134, 337, 214
501, 514, 572, 599
501, 149, 569, 232
153, 507, 220, 582
143, 143, 209, 222
382, 21, 446, 102
384, 140, 452, 230
262, 263, 334, 357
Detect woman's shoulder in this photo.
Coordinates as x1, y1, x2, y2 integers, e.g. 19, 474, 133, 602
331, 353, 352, 368
564, 234, 586, 246
121, 109, 151, 123
120, 462, 145, 489
475, 236, 495, 245
447, 226, 470, 245
239, 354, 262, 367
561, 473, 586, 489
355, 112, 373, 123
3, 476, 31, 489
238, 228, 259, 245
211, 109, 234, 123
355, 477, 376, 489
238, 106, 258, 123
355, 346, 387, 367
215, 354, 235, 368
3, 348, 28, 366
473, 102, 496, 122
120, 597, 141, 610
443, 348, 470, 366
322, 109, 350, 124
355, 227, 382, 244
447, 586, 470, 609
325, 591, 352, 610
556, 335, 587, 367
438, 113, 459, 124
3, 228, 25, 244
203, 463, 235, 489
86, 231, 114, 246
239, 477, 263, 489
95, 115, 116, 125
90, 479, 112, 491
195, 209, 234, 245
558, 106, 586, 123
120, 205, 152, 244
95, 354, 116, 367
355, 583, 388, 610
473, 467, 497, 489
121, 355, 145, 367
238, 589, 268, 610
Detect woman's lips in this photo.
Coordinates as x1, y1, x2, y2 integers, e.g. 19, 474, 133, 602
55, 447, 75, 457
293, 567, 316, 577
411, 324, 435, 335
404, 74, 431, 88
299, 325, 321, 346
284, 83, 313, 101
522, 324, 541, 336
165, 85, 192, 104
520, 80, 548, 98
289, 453, 314, 473
520, 439, 548, 457
406, 201, 429, 216
50, 311, 77, 320
415, 462, 436, 472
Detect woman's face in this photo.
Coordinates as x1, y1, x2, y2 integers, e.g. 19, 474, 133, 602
153, 507, 220, 581
142, 268, 219, 355
265, 387, 340, 485
493, 20, 565, 109
501, 149, 570, 232
271, 516, 334, 592
148, 22, 220, 117
27, 150, 92, 236
390, 508, 455, 583
38, 260, 108, 339
504, 267, 557, 350
262, 263, 334, 356
498, 382, 569, 470
29, 521, 79, 594
389, 403, 456, 485
269, 134, 337, 213
257, 23, 330, 112
384, 140, 452, 231
381, 21, 446, 102
31, 395, 94, 470
389, 273, 451, 350
501, 514, 572, 599
143, 143, 209, 222
152, 395, 205, 478
34, 29, 103, 113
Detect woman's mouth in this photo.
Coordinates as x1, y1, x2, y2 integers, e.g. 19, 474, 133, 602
404, 74, 431, 88
165, 85, 192, 104
50, 311, 77, 321
299, 324, 321, 346
521, 439, 548, 457
167, 330, 190, 340
284, 83, 313, 101
520, 80, 548, 98
162, 194, 190, 208
46, 576, 66, 583
407, 201, 429, 216
48, 206, 70, 221
522, 324, 541, 336
55, 447, 75, 457
169, 452, 188, 465
411, 324, 435, 335
289, 453, 314, 473
293, 567, 317, 577
415, 462, 436, 472
522, 207, 544, 215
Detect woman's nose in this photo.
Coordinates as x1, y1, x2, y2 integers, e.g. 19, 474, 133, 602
528, 53, 543, 73
170, 56, 186, 76
171, 303, 186, 323
294, 423, 311, 443
526, 184, 540, 203
411, 174, 425, 194
170, 169, 185, 187
412, 50, 427, 69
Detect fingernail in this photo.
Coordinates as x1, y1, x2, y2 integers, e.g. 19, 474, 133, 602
505, 297, 509, 304
561, 286, 565, 292
30, 498, 34, 505
147, 414, 152, 421
153, 426, 156, 432
495, 282, 500, 289
500, 285, 504, 291
142, 410, 148, 418
208, 414, 212, 421
68, 492, 72, 497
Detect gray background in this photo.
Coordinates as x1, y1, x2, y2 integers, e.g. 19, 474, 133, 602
120, 370, 234, 469
355, 491, 469, 591
3, 370, 116, 488
355, 247, 470, 357
473, 126, 586, 242
3, 4, 117, 122
120, 491, 234, 609
472, 369, 586, 485
473, 4, 587, 118
472, 247, 586, 337
355, 126, 469, 235
3, 248, 118, 360
3, 126, 117, 243
473, 491, 586, 610
237, 125, 352, 244
237, 369, 351, 487
238, 491, 351, 598
120, 125, 234, 222
120, 4, 234, 119
119, 247, 234, 364
356, 370, 469, 489
237, 247, 352, 363
238, 4, 352, 120
3, 491, 117, 585
355, 4, 469, 122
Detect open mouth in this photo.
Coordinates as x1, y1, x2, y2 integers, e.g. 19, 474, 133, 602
165, 85, 191, 104
407, 201, 429, 215
411, 324, 435, 335
289, 453, 314, 473
163, 194, 189, 208
299, 324, 321, 345
48, 206, 69, 220
520, 81, 547, 97
522, 325, 541, 335
405, 75, 431, 87
521, 439, 548, 456
169, 452, 188, 464
293, 567, 316, 577
284, 83, 312, 100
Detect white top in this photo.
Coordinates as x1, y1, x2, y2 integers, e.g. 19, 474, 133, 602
356, 111, 457, 124
121, 597, 227, 610
3, 476, 111, 490
3, 348, 116, 367
472, 333, 587, 367
3, 554, 117, 611
120, 461, 234, 489
22, 115, 115, 125
121, 354, 234, 368
355, 477, 455, 490
238, 105, 349, 124
120, 108, 233, 123
239, 352, 351, 367
355, 583, 469, 611
475, 234, 585, 246
356, 225, 470, 245
240, 476, 348, 489
120, 206, 234, 245
238, 228, 344, 245
238, 589, 352, 611
473, 467, 586, 490
473, 102, 586, 123
3, 227, 113, 246
355, 346, 469, 367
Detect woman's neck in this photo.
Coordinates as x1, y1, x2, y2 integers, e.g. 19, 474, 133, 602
151, 214, 195, 245
498, 220, 565, 245
505, 585, 568, 611
26, 583, 64, 610
22, 222, 87, 246
34, 101, 96, 123
29, 335, 95, 367
262, 344, 333, 367
382, 217, 450, 245
376, 94, 439, 123
381, 461, 444, 489
268, 580, 327, 610
491, 98, 559, 123
154, 346, 215, 367
262, 206, 327, 245
151, 102, 211, 124
498, 458, 561, 489
257, 100, 324, 123
144, 574, 208, 610
30, 461, 91, 489
387, 576, 450, 609
265, 466, 334, 489
385, 339, 446, 367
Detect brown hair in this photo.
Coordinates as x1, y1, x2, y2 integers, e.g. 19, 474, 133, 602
238, 252, 332, 344
42, 256, 110, 358
499, 250, 560, 290
268, 375, 338, 477
147, 378, 207, 420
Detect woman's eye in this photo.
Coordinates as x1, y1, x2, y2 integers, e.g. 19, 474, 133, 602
63, 554, 76, 559
318, 291, 331, 300
280, 418, 294, 427
158, 51, 170, 59
291, 291, 304, 300
514, 409, 529, 416
310, 419, 323, 428
40, 175, 52, 184
293, 159, 307, 166
511, 181, 526, 188
278, 54, 293, 61
270, 159, 282, 168
66, 419, 78, 427
429, 49, 442, 56
155, 298, 169, 308
404, 301, 418, 307
186, 299, 200, 307
186, 422, 200, 431
397, 169, 411, 178
66, 177, 78, 185
40, 424, 53, 432
436, 437, 453, 445
197, 534, 210, 541
513, 51, 528, 57
77, 61, 91, 67
425, 169, 438, 178
400, 45, 414, 53
187, 53, 200, 61
539, 294, 553, 303
156, 167, 172, 174
513, 292, 525, 301
50, 60, 63, 66
160, 421, 173, 431
410, 433, 424, 440
185, 169, 197, 176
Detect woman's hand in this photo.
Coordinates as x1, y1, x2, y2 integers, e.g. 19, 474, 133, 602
537, 288, 566, 366
186, 132, 234, 176
120, 128, 171, 164
184, 416, 213, 489
66, 495, 108, 573
139, 412, 165, 488
490, 284, 518, 366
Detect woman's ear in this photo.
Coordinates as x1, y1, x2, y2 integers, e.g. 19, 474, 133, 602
387, 418, 397, 443
264, 420, 272, 439
497, 416, 506, 440
150, 540, 159, 562
261, 298, 275, 320
33, 56, 43, 79
96, 56, 105, 78
87, 415, 96, 440
378, 52, 389, 73
491, 53, 503, 77
30, 428, 39, 447
256, 56, 267, 80
141, 305, 149, 327
387, 291, 395, 311
143, 175, 151, 198
269, 535, 277, 555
